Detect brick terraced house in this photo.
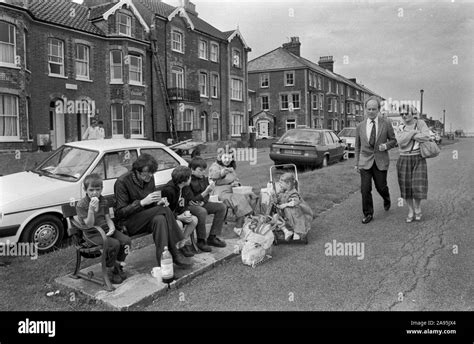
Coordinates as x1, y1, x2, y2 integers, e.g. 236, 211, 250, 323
0, 0, 250, 151
248, 37, 381, 138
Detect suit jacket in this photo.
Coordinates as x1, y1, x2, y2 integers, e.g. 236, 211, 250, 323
355, 116, 397, 170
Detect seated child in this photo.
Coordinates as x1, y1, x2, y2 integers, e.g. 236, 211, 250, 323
161, 166, 198, 257
76, 173, 131, 284
273, 172, 313, 241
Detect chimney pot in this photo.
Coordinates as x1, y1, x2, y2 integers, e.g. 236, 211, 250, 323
282, 36, 301, 57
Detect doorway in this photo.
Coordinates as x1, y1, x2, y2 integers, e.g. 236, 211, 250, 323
49, 100, 65, 150
211, 112, 220, 141
200, 112, 207, 141
258, 120, 269, 138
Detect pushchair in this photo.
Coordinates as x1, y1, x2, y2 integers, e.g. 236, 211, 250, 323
264, 164, 309, 245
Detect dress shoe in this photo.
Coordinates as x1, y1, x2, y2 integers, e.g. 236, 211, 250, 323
180, 245, 195, 257
384, 201, 391, 211
196, 240, 212, 252
172, 251, 193, 268
207, 235, 226, 248
361, 215, 373, 224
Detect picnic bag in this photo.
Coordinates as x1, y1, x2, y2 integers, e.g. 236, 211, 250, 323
240, 215, 274, 267
420, 140, 440, 159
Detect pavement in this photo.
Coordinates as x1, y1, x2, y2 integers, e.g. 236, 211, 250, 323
55, 223, 241, 311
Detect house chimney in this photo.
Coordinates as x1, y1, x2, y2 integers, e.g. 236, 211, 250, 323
282, 37, 301, 57
318, 56, 334, 72
182, 0, 198, 16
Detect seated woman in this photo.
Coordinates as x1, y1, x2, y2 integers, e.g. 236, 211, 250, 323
272, 173, 313, 241
208, 152, 255, 234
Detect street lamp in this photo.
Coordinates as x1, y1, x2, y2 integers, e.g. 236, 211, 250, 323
420, 89, 424, 118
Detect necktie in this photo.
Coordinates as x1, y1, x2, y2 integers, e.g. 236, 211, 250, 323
369, 120, 376, 148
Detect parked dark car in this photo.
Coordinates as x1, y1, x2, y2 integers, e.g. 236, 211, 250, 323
270, 128, 345, 168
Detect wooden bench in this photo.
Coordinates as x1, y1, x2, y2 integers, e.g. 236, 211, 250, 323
62, 203, 198, 291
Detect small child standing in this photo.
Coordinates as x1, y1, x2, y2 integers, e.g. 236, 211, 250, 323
274, 173, 313, 241
76, 173, 131, 284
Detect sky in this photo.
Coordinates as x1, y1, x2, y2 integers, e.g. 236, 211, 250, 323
73, 0, 474, 132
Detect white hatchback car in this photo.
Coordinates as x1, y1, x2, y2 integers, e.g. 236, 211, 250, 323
338, 127, 357, 157
0, 139, 188, 253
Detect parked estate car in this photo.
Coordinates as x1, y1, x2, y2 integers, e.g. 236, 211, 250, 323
338, 127, 357, 157
270, 128, 345, 168
0, 139, 188, 253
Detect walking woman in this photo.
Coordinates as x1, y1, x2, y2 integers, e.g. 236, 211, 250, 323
395, 106, 431, 222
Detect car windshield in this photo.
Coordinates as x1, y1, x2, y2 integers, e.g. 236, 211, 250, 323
34, 146, 98, 181
278, 130, 321, 145
338, 128, 356, 137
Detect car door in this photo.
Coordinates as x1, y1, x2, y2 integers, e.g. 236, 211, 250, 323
324, 132, 336, 161
88, 149, 138, 200
140, 147, 181, 189
330, 131, 345, 160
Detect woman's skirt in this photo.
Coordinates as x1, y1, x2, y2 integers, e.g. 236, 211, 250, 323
396, 154, 428, 199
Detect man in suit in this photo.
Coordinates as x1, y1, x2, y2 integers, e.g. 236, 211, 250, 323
355, 96, 397, 224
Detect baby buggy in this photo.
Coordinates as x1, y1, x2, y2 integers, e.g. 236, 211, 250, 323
263, 164, 312, 245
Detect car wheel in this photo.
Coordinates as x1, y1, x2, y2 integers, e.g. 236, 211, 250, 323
321, 156, 328, 168
20, 215, 64, 254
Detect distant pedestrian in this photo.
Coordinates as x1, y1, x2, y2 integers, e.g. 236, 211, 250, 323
97, 121, 105, 139
82, 120, 104, 140
354, 96, 397, 224
395, 106, 431, 222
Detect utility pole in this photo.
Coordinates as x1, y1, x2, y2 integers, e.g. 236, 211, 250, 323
420, 89, 424, 118
443, 109, 446, 136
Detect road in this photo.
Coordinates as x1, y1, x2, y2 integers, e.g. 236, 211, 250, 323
146, 139, 474, 311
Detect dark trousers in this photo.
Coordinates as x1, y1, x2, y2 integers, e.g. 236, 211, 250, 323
360, 162, 391, 216
86, 230, 131, 268
124, 206, 184, 266
188, 202, 227, 240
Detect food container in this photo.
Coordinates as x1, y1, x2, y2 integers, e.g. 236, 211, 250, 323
232, 186, 253, 194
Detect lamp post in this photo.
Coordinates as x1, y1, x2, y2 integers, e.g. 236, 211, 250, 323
420, 89, 424, 118
443, 109, 446, 136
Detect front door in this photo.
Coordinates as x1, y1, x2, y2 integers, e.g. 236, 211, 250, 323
77, 112, 89, 140
49, 104, 65, 150
212, 118, 219, 141
201, 113, 207, 141
258, 120, 269, 138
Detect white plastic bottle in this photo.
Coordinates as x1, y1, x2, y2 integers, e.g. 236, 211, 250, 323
161, 246, 174, 283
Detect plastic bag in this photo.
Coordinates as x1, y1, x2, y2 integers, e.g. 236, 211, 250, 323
241, 215, 274, 267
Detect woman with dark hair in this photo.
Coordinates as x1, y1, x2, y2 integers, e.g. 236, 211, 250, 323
208, 152, 254, 234
114, 154, 193, 268
395, 106, 431, 222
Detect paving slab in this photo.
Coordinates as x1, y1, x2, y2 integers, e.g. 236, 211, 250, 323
55, 238, 239, 311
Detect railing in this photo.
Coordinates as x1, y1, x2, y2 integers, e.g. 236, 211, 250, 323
167, 88, 201, 103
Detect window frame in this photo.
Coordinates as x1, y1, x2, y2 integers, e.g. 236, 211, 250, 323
261, 95, 269, 111
232, 48, 241, 68
260, 73, 269, 88
171, 29, 184, 53
110, 50, 123, 84
280, 94, 289, 110
198, 39, 208, 60
286, 119, 296, 131
210, 73, 219, 98
171, 66, 184, 89
111, 103, 124, 138
48, 38, 65, 77
128, 54, 143, 86
199, 71, 208, 98
231, 78, 243, 101
284, 71, 295, 86
0, 21, 16, 68
130, 103, 144, 138
231, 113, 243, 137
118, 13, 132, 37
210, 42, 219, 62
0, 93, 20, 141
75, 44, 90, 80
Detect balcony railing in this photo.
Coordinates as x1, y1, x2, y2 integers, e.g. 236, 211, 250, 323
167, 88, 201, 103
